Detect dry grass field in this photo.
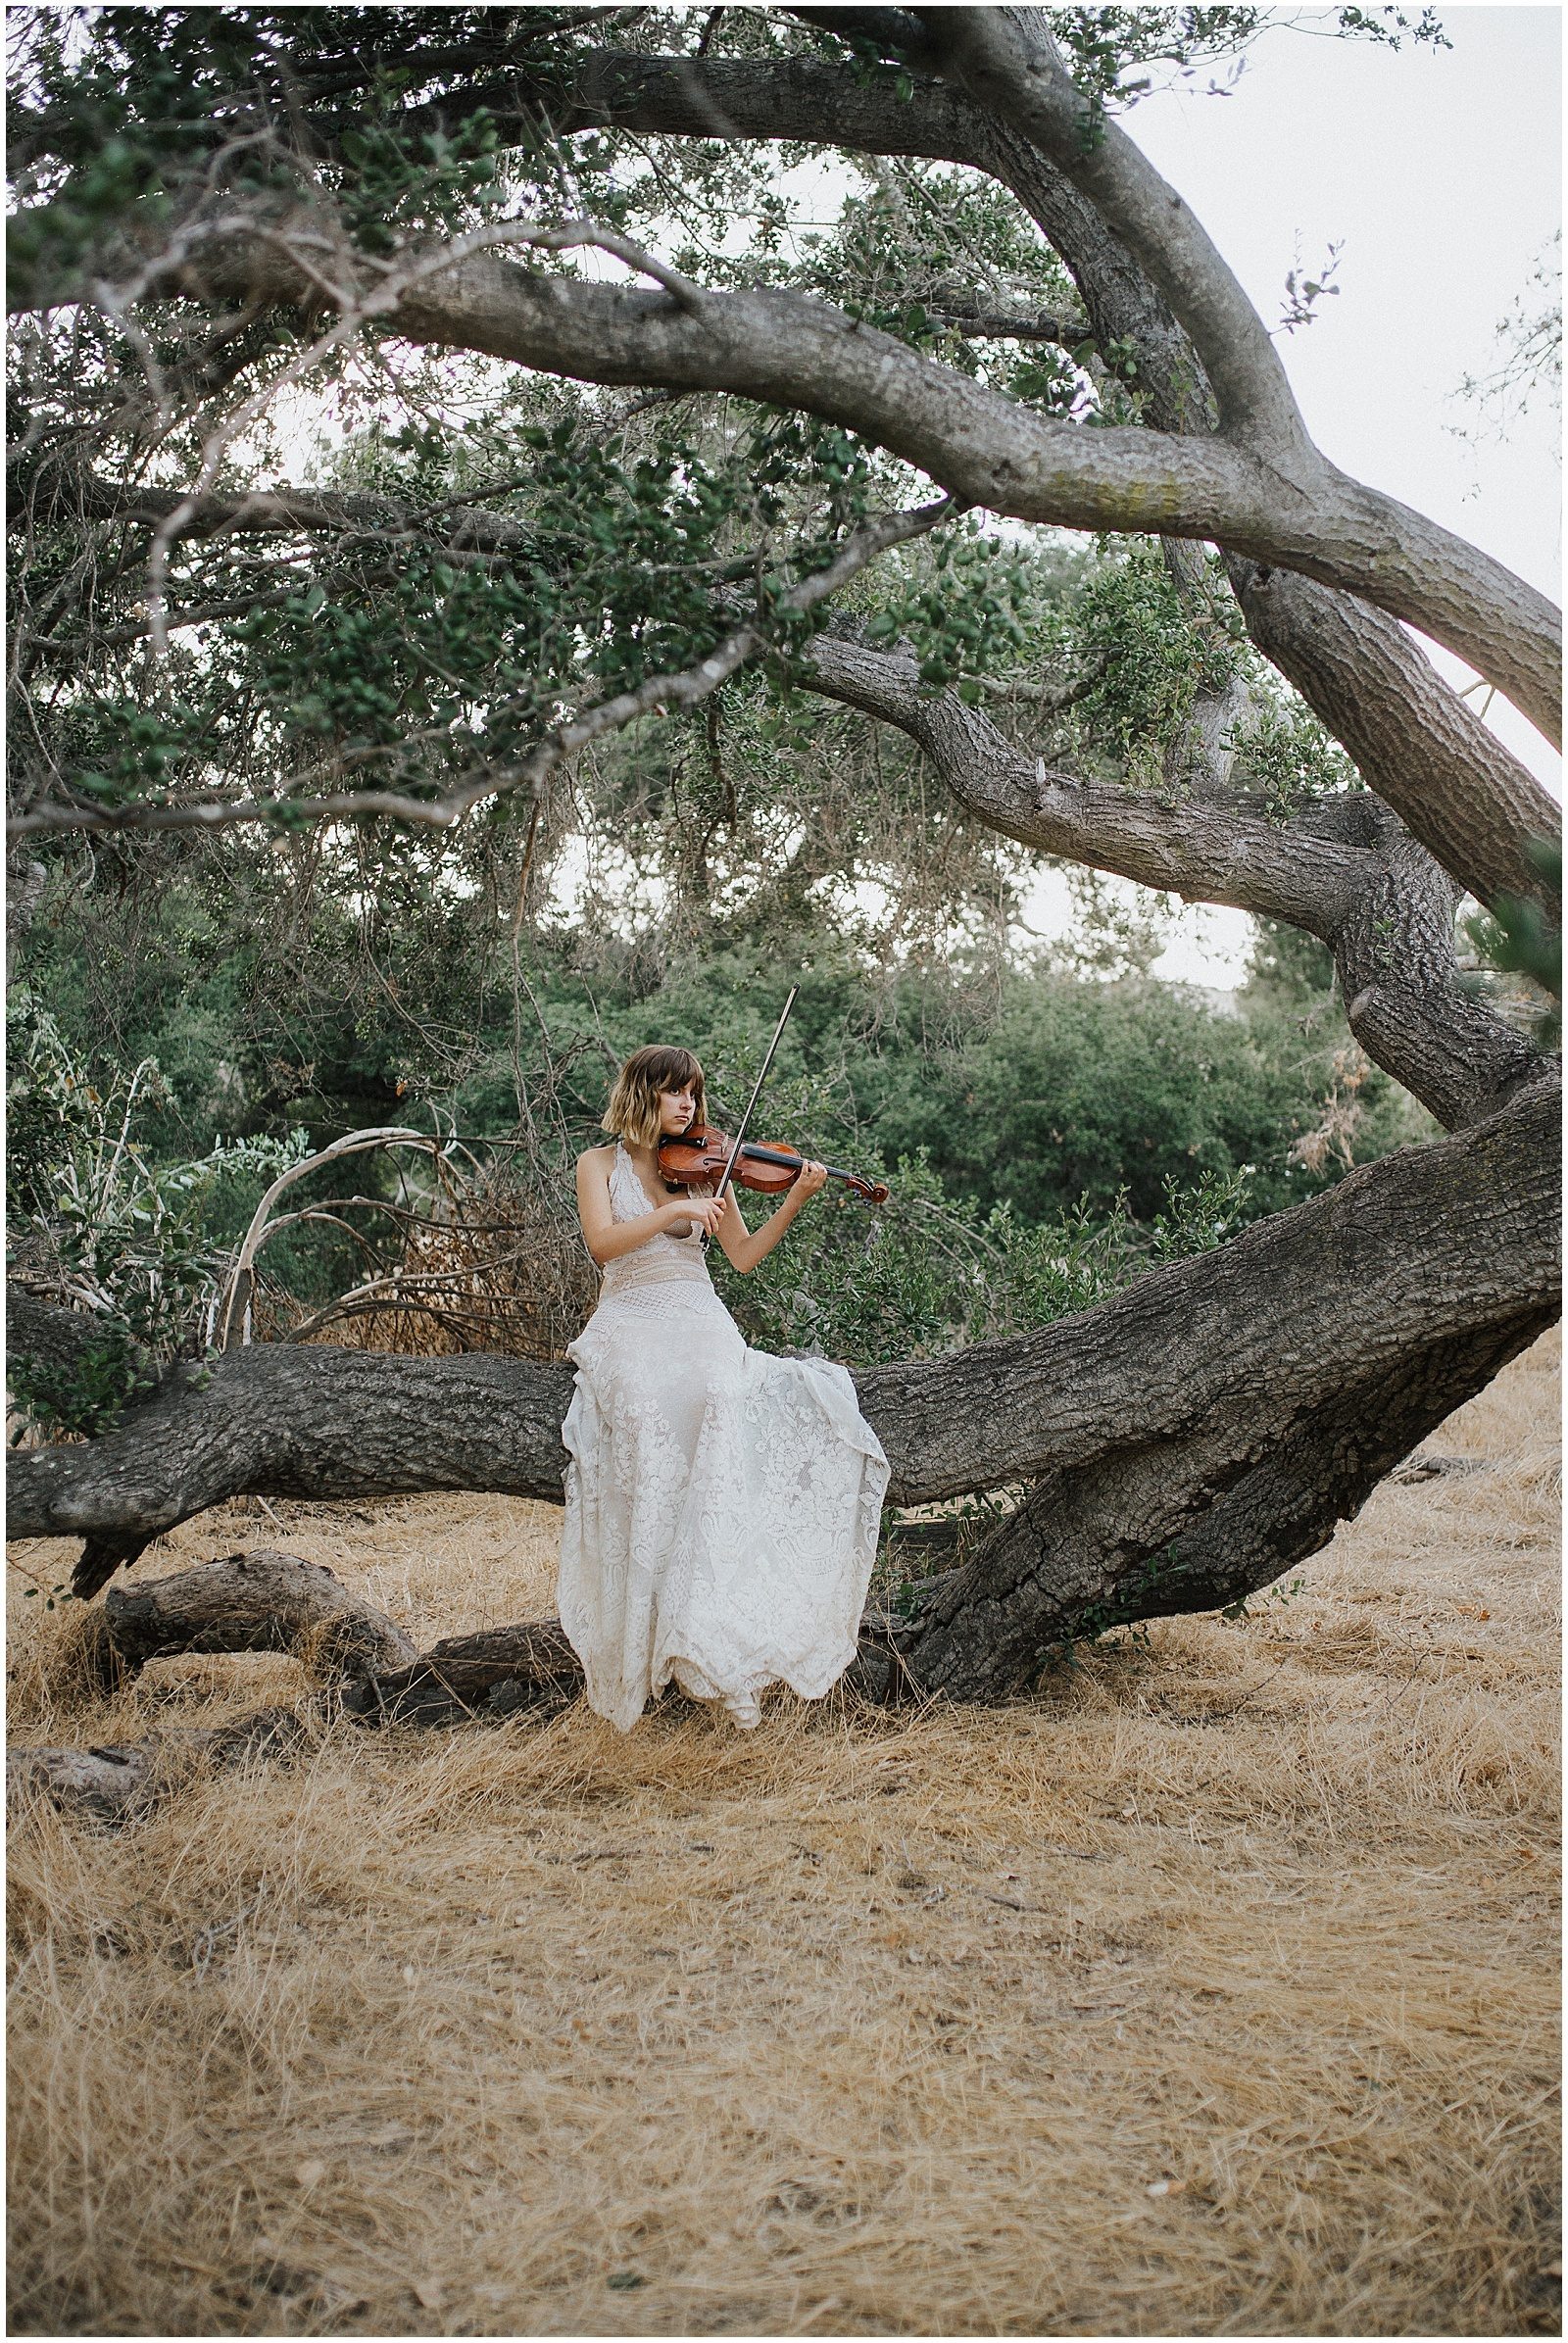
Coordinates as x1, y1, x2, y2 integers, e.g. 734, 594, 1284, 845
8, 1328, 1560, 2338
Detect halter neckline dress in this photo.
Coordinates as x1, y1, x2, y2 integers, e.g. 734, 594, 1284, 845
558, 1143, 890, 1731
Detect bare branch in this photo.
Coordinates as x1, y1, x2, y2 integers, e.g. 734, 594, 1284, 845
923, 283, 1088, 343
30, 475, 535, 555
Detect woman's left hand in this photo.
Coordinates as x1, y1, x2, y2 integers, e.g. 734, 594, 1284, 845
794, 1159, 829, 1199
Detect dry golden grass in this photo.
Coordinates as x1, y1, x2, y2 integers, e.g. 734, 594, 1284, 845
8, 1330, 1561, 2338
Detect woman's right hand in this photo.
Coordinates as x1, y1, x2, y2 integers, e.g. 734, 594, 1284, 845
664, 1193, 726, 1238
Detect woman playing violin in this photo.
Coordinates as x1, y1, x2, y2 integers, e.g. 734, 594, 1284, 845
574, 1054, 831, 1274
560, 1043, 890, 1733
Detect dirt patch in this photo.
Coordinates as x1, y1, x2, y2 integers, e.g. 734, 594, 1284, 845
8, 1331, 1560, 2336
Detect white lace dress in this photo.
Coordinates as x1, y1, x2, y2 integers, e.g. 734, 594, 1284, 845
558, 1143, 891, 1731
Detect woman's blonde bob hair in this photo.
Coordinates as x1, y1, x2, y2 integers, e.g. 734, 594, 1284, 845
602, 1045, 707, 1150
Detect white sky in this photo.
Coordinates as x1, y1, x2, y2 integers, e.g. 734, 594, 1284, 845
1049, 0, 1561, 988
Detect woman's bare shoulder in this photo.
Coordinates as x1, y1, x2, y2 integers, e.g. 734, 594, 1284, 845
576, 1142, 616, 1173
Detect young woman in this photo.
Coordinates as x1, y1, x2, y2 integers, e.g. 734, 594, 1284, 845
560, 1044, 890, 1732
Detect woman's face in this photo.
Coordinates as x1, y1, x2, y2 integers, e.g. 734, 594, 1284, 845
659, 1083, 698, 1136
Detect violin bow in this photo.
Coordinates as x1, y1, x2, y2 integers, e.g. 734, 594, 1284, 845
703, 984, 799, 1243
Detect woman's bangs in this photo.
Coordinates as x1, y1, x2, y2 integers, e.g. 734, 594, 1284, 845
648, 1047, 702, 1095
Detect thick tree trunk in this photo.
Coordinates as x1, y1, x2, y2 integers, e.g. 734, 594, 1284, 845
3, 1267, 1544, 1825
7, 1336, 578, 1595
875, 1309, 1551, 1703
8, 22, 1559, 1757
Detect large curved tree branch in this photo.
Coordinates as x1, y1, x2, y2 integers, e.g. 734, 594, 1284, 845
961, 121, 1561, 914
9, 195, 1557, 744
945, 104, 1563, 906
34, 459, 1558, 916
1229, 561, 1560, 912
804, 632, 1547, 1133
368, 41, 1560, 874
576, 42, 1562, 883
918, 7, 1311, 459
13, 34, 1559, 838
6, 48, 995, 185
810, 635, 1361, 923
52, 479, 1555, 921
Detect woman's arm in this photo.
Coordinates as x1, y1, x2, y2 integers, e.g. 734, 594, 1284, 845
575, 1149, 725, 1265
713, 1161, 829, 1275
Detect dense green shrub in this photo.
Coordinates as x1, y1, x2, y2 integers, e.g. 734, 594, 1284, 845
840, 968, 1430, 1224
7, 990, 307, 1435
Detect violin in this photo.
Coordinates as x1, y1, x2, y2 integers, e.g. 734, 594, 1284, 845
659, 1123, 889, 1205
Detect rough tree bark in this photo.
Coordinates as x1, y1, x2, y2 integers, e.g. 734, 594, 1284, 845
6, 1709, 307, 1828
8, 212, 1558, 740
803, 632, 1549, 1136
16, 35, 1552, 891
886, 1307, 1552, 1702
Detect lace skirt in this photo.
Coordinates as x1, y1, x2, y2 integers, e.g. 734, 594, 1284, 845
559, 1276, 890, 1731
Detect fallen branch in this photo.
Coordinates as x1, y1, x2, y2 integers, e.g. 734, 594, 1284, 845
337, 1601, 920, 1727
74, 1550, 416, 1692
338, 1618, 586, 1727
